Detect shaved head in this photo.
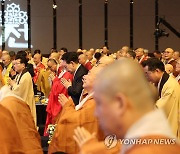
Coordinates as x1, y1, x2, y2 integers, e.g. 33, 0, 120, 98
97, 56, 114, 67
94, 58, 155, 138
2, 54, 11, 66
95, 58, 154, 108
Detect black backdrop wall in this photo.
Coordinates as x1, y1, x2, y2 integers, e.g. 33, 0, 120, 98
0, 0, 180, 53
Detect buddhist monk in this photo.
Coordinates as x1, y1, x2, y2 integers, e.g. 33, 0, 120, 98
49, 57, 114, 153
0, 104, 25, 153
73, 58, 180, 154
0, 85, 43, 154
48, 66, 106, 154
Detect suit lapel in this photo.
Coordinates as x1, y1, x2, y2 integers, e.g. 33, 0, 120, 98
74, 65, 82, 80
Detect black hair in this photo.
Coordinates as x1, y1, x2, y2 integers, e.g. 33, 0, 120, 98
9, 51, 16, 57
17, 50, 27, 57
141, 58, 165, 72
153, 50, 161, 54
94, 52, 102, 61
77, 52, 83, 57
51, 48, 58, 53
127, 51, 136, 59
60, 47, 68, 53
34, 49, 41, 54
61, 52, 79, 64
15, 55, 28, 67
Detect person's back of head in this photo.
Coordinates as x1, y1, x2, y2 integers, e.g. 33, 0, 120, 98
9, 51, 16, 60
78, 54, 87, 65
126, 51, 136, 59
50, 48, 57, 53
61, 51, 79, 64
34, 49, 41, 55
173, 51, 180, 60
17, 50, 27, 57
165, 64, 174, 74
94, 52, 102, 62
60, 47, 68, 53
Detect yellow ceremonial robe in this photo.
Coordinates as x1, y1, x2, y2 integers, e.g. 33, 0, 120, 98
156, 76, 180, 139
36, 69, 51, 98
11, 71, 37, 125
2, 62, 12, 85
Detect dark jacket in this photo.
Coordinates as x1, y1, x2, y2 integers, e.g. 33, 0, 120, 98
68, 65, 88, 105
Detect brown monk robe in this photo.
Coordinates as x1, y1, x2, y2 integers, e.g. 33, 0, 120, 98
0, 104, 24, 153
78, 134, 180, 154
80, 138, 121, 154
125, 135, 180, 154
0, 94, 43, 154
48, 97, 104, 154
48, 67, 109, 154
74, 59, 180, 154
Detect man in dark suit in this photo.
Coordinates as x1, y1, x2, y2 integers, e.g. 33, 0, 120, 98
61, 52, 88, 105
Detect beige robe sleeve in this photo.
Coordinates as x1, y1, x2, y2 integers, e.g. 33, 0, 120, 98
156, 77, 180, 139
12, 72, 37, 125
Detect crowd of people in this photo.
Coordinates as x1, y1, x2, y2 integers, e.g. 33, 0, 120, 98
0, 46, 179, 153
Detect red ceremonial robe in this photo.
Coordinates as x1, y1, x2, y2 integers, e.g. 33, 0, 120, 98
44, 71, 73, 136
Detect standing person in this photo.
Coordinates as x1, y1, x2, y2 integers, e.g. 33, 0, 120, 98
164, 48, 178, 76
175, 58, 180, 84
0, 86, 43, 154
142, 58, 180, 139
44, 60, 73, 136
78, 53, 93, 70
8, 55, 36, 125
74, 58, 180, 154
173, 51, 180, 61
61, 52, 88, 105
135, 48, 148, 64
2, 54, 12, 85
0, 104, 25, 153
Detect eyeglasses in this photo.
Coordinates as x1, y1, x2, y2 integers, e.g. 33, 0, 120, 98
14, 62, 21, 65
